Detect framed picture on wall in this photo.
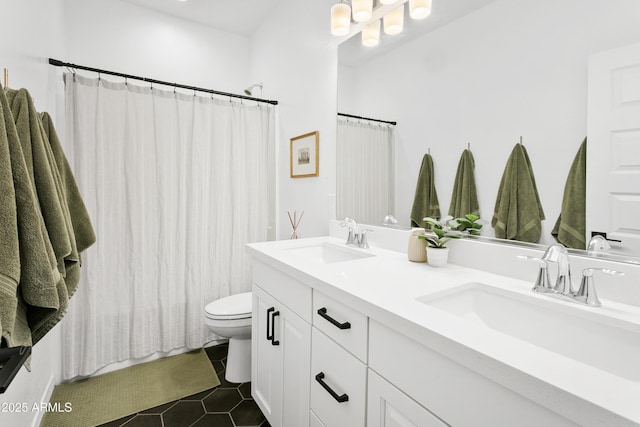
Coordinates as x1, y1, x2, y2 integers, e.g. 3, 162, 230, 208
290, 131, 319, 178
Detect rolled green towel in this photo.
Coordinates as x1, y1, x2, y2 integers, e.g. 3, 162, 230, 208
410, 153, 440, 228
492, 143, 545, 243
448, 149, 479, 218
552, 138, 586, 249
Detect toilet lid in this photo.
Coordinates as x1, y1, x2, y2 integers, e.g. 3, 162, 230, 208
205, 292, 252, 319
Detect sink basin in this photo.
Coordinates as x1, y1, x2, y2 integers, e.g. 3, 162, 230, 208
417, 282, 640, 381
284, 242, 375, 264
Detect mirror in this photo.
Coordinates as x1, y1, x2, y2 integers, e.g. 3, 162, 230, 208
337, 0, 640, 261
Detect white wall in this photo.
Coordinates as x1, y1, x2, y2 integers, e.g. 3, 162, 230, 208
251, 0, 338, 240
339, 0, 640, 245
0, 2, 66, 424
61, 0, 252, 94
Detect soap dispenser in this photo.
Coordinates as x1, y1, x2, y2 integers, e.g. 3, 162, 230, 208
408, 229, 427, 262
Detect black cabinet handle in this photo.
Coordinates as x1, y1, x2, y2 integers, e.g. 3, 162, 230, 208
270, 310, 280, 346
317, 307, 351, 330
315, 372, 349, 403
266, 307, 275, 341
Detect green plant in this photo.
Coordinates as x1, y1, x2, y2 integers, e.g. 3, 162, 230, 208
451, 213, 483, 236
418, 214, 484, 248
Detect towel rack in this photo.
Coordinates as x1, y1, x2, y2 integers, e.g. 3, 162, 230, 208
0, 346, 32, 393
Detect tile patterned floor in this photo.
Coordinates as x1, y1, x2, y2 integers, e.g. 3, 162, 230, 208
98, 343, 270, 427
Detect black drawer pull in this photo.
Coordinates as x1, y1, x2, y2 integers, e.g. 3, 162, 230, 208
315, 372, 349, 403
266, 307, 275, 341
317, 307, 351, 330
270, 310, 280, 346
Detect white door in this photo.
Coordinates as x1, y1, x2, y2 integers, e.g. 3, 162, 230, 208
587, 41, 640, 256
252, 285, 283, 426
367, 370, 448, 427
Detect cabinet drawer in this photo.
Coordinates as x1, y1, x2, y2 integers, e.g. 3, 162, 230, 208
251, 258, 312, 323
313, 290, 368, 362
311, 328, 366, 427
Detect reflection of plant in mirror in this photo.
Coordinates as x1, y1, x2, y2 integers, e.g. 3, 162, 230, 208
418, 215, 484, 248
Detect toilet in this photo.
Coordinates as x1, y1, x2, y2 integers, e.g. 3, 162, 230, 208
204, 292, 252, 383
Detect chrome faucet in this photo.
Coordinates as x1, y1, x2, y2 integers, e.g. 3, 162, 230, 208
519, 243, 625, 307
340, 217, 359, 245
340, 218, 373, 248
542, 244, 573, 295
587, 235, 611, 254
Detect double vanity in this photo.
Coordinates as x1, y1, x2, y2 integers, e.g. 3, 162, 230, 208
246, 229, 640, 427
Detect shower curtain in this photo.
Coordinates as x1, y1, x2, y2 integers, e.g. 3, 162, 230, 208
336, 117, 394, 225
61, 74, 274, 379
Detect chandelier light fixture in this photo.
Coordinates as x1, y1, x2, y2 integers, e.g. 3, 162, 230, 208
331, 2, 352, 36
352, 0, 373, 22
383, 4, 404, 35
409, 0, 432, 19
362, 20, 381, 47
330, 0, 433, 47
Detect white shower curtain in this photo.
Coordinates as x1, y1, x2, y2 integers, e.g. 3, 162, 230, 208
61, 74, 274, 379
336, 117, 394, 225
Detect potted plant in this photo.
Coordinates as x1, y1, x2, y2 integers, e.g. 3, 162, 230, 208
419, 215, 483, 267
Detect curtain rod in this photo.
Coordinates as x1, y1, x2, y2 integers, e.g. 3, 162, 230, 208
338, 112, 396, 126
48, 58, 278, 106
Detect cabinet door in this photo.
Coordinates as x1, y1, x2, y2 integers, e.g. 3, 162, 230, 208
368, 370, 448, 427
252, 284, 311, 427
252, 285, 283, 426
279, 303, 311, 427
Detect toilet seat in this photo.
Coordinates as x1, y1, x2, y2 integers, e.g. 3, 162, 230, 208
205, 292, 252, 320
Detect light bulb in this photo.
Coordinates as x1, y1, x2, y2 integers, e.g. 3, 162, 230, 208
383, 4, 404, 35
362, 20, 381, 47
409, 0, 432, 19
379, 0, 398, 4
331, 3, 351, 36
352, 0, 373, 22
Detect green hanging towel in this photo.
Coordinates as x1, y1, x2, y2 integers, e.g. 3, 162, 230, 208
492, 143, 545, 243
552, 138, 586, 249
448, 149, 479, 218
410, 153, 440, 228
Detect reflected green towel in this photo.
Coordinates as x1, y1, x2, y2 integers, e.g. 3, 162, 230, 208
6, 88, 67, 345
552, 138, 586, 249
410, 153, 440, 228
0, 88, 60, 348
448, 149, 479, 218
492, 144, 545, 243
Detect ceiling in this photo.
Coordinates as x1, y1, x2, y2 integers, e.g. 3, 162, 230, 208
122, 0, 284, 36
339, 0, 498, 68
121, 0, 498, 67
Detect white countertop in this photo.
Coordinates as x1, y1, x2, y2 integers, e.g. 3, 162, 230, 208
247, 236, 640, 426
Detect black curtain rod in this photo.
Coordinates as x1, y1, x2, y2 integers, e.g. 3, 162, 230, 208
48, 58, 278, 106
338, 112, 396, 126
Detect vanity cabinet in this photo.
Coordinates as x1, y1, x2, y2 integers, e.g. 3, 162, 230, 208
251, 260, 312, 427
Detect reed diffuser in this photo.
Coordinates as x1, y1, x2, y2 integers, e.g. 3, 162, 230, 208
288, 210, 304, 239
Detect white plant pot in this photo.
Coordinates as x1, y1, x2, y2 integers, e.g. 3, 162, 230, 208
427, 247, 449, 267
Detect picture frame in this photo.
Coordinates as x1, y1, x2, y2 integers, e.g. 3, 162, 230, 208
290, 131, 319, 178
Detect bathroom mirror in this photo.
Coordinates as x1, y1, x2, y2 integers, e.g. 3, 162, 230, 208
336, 0, 640, 262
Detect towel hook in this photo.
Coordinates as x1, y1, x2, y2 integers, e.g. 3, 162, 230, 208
3, 68, 8, 88
519, 136, 523, 145
428, 147, 431, 155
467, 142, 470, 151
